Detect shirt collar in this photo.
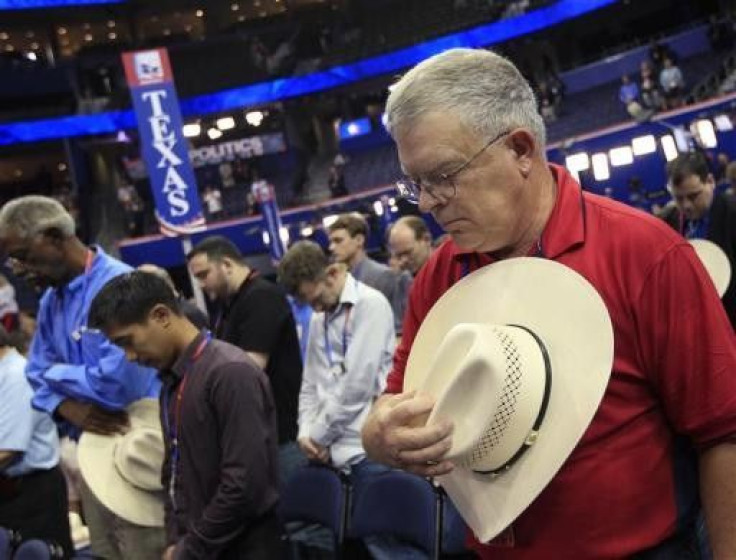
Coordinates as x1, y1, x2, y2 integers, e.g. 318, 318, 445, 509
449, 163, 585, 261
341, 273, 360, 304
65, 245, 102, 294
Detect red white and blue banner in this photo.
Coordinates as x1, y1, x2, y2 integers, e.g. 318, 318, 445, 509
252, 180, 285, 262
122, 48, 205, 237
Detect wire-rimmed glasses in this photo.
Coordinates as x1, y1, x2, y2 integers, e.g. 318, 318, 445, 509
395, 129, 510, 205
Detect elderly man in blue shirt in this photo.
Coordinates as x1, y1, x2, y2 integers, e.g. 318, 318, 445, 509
0, 195, 163, 560
0, 324, 73, 557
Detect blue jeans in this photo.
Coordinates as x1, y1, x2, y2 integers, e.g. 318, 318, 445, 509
279, 441, 308, 490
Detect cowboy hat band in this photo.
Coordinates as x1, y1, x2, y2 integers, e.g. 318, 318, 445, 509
470, 324, 552, 477
424, 323, 552, 476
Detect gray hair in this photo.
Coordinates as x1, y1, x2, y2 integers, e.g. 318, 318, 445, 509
385, 48, 546, 149
0, 195, 76, 240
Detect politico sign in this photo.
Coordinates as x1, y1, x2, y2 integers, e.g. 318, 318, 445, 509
122, 48, 205, 236
189, 133, 286, 168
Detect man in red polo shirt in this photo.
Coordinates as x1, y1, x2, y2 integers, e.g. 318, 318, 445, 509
361, 48, 736, 559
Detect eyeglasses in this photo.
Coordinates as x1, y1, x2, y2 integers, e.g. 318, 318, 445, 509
396, 130, 510, 205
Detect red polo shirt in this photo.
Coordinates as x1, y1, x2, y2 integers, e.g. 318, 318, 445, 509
386, 164, 736, 558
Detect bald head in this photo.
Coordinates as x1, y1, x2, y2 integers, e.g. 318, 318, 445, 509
388, 216, 432, 275
137, 263, 178, 295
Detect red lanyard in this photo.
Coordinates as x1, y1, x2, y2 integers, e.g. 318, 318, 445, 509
163, 333, 211, 510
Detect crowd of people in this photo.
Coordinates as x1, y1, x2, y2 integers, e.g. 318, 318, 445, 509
0, 46, 733, 560
619, 42, 687, 120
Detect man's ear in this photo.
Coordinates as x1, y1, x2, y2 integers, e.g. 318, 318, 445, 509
325, 263, 340, 278
508, 129, 536, 178
149, 304, 172, 327
220, 257, 235, 273
355, 233, 366, 248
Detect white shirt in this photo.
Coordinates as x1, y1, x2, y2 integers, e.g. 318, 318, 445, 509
299, 274, 395, 468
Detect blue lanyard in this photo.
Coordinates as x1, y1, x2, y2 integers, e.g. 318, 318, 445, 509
680, 210, 711, 240
324, 305, 352, 368
162, 332, 211, 510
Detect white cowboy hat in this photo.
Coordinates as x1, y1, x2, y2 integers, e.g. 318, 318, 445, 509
689, 239, 732, 298
404, 257, 614, 543
78, 399, 165, 527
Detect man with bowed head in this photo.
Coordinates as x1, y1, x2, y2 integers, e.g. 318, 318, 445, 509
361, 48, 736, 558
0, 195, 163, 558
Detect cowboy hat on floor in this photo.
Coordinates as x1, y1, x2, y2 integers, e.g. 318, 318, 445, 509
404, 257, 614, 543
689, 239, 732, 298
78, 398, 165, 527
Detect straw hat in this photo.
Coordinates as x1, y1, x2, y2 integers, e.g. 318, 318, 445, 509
404, 257, 614, 543
689, 239, 732, 298
78, 399, 165, 527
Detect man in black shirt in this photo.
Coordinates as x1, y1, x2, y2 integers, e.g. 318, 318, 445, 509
137, 263, 209, 330
662, 153, 736, 329
89, 272, 281, 560
186, 236, 304, 486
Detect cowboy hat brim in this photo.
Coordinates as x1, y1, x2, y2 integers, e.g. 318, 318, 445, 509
689, 239, 732, 298
404, 257, 614, 543
78, 398, 165, 528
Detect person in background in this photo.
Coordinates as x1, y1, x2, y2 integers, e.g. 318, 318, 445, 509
662, 152, 736, 329
328, 213, 412, 335
137, 264, 209, 330
0, 324, 73, 557
388, 216, 434, 277
278, 240, 426, 559
202, 185, 224, 223
0, 195, 163, 559
89, 272, 281, 559
186, 236, 304, 487
0, 273, 18, 332
659, 57, 685, 109
618, 74, 646, 119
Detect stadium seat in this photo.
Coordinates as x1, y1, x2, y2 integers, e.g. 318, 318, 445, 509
349, 470, 441, 558
278, 463, 352, 559
11, 539, 63, 560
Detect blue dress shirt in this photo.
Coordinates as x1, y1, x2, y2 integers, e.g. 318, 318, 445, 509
0, 348, 59, 476
25, 246, 160, 434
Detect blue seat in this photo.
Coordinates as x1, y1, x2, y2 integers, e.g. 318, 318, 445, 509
278, 463, 352, 558
0, 527, 12, 560
11, 539, 63, 560
349, 470, 441, 558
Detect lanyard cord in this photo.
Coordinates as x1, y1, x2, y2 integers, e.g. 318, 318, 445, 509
162, 332, 211, 510
324, 305, 352, 368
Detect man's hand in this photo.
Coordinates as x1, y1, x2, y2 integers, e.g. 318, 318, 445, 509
162, 544, 176, 560
361, 391, 455, 478
57, 399, 129, 435
298, 437, 329, 463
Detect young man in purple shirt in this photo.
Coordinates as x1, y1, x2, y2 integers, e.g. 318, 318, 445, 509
89, 271, 281, 559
